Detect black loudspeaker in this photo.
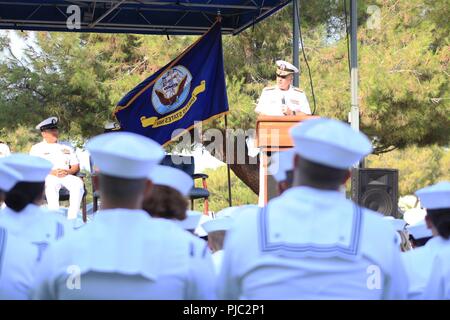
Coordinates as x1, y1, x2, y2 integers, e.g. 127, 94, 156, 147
351, 168, 399, 217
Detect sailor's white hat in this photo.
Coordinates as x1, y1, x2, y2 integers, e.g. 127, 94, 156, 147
202, 217, 233, 234
1, 154, 52, 182
383, 216, 407, 231
415, 181, 450, 210
86, 132, 164, 179
290, 118, 373, 169
148, 165, 193, 196
407, 221, 432, 239
0, 161, 23, 191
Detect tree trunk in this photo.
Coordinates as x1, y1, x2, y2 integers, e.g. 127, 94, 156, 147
203, 128, 260, 195
230, 162, 259, 194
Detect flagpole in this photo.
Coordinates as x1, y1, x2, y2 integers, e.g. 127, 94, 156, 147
224, 115, 233, 207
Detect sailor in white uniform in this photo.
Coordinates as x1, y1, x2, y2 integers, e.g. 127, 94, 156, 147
402, 219, 438, 299
30, 117, 84, 220
0, 226, 40, 300
255, 60, 311, 116
32, 132, 216, 300
0, 160, 42, 299
0, 154, 73, 250
217, 118, 408, 300
201, 207, 239, 275
145, 166, 214, 262
409, 182, 450, 300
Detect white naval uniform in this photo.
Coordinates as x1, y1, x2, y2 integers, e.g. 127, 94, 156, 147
422, 239, 450, 299
217, 186, 408, 300
255, 85, 311, 116
30, 141, 84, 219
0, 143, 11, 158
32, 209, 217, 300
0, 226, 39, 299
401, 236, 448, 299
0, 204, 73, 257
212, 250, 224, 275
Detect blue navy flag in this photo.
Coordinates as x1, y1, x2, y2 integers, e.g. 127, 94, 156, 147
114, 21, 228, 146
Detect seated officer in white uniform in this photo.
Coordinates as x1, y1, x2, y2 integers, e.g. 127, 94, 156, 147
255, 60, 311, 116
0, 154, 72, 249
32, 132, 216, 300
30, 117, 84, 220
217, 118, 408, 300
405, 182, 450, 300
0, 162, 38, 300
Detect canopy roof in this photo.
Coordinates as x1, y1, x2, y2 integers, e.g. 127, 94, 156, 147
0, 0, 292, 35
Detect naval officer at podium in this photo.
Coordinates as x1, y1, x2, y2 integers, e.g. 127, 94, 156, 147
255, 60, 311, 116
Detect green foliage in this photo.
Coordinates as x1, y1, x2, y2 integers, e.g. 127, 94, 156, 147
367, 145, 449, 195
0, 125, 39, 153
194, 166, 258, 213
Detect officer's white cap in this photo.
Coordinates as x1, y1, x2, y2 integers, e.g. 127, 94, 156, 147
104, 121, 120, 131
415, 181, 450, 210
36, 116, 58, 131
383, 216, 407, 231
290, 118, 373, 169
202, 217, 233, 234
1, 154, 52, 182
269, 149, 295, 182
86, 132, 164, 179
148, 165, 193, 196
0, 161, 23, 191
276, 60, 299, 75
407, 221, 432, 239
403, 208, 427, 226
177, 210, 202, 231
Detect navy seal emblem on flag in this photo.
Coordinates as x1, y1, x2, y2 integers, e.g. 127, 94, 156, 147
152, 65, 192, 115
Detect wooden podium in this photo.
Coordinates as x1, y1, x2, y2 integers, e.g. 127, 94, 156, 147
256, 115, 319, 205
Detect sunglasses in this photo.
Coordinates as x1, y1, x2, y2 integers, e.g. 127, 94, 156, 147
276, 73, 289, 79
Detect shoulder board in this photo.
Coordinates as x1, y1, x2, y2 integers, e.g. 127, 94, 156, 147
293, 87, 304, 92
263, 86, 276, 91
